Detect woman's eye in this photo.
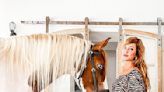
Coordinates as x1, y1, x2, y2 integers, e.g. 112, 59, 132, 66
130, 48, 133, 50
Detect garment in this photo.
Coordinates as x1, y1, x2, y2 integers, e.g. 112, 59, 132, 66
112, 68, 146, 92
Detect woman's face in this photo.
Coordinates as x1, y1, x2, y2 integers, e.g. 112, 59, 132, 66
122, 43, 137, 61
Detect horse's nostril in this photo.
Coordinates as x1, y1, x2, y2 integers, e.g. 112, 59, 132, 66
97, 64, 103, 70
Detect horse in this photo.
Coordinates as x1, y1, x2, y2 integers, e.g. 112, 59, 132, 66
28, 36, 110, 92
0, 33, 110, 92
81, 37, 110, 92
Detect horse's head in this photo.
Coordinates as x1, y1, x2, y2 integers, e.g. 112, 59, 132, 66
81, 37, 110, 92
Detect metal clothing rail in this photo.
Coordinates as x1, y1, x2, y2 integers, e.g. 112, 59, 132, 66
20, 17, 163, 34
21, 17, 164, 25
21, 20, 164, 25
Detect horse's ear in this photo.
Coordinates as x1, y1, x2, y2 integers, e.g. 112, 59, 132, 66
92, 37, 111, 51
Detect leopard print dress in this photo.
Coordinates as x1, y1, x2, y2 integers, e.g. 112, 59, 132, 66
112, 68, 146, 92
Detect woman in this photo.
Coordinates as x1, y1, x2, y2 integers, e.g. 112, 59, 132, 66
112, 37, 150, 92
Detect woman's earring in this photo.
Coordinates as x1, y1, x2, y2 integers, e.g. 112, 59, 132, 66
133, 56, 137, 63
133, 56, 137, 60
135, 56, 138, 60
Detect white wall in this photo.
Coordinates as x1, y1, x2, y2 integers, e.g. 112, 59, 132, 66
106, 50, 116, 91
0, 0, 164, 92
1, 0, 164, 37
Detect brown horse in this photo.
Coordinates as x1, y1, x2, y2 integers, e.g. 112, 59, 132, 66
28, 37, 110, 92
81, 37, 110, 92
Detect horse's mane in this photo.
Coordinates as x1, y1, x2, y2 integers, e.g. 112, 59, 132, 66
0, 33, 91, 87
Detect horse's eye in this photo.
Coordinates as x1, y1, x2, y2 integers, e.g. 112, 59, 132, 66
97, 64, 103, 70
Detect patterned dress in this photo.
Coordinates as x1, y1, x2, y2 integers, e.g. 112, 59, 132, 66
112, 68, 146, 92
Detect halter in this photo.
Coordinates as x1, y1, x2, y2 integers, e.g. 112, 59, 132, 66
76, 49, 102, 92
89, 50, 99, 92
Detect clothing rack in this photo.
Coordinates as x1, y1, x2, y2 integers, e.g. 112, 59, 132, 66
21, 17, 164, 25
21, 20, 164, 25
20, 16, 163, 36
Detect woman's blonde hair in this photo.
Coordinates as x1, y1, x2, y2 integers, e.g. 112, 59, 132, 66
124, 37, 150, 91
